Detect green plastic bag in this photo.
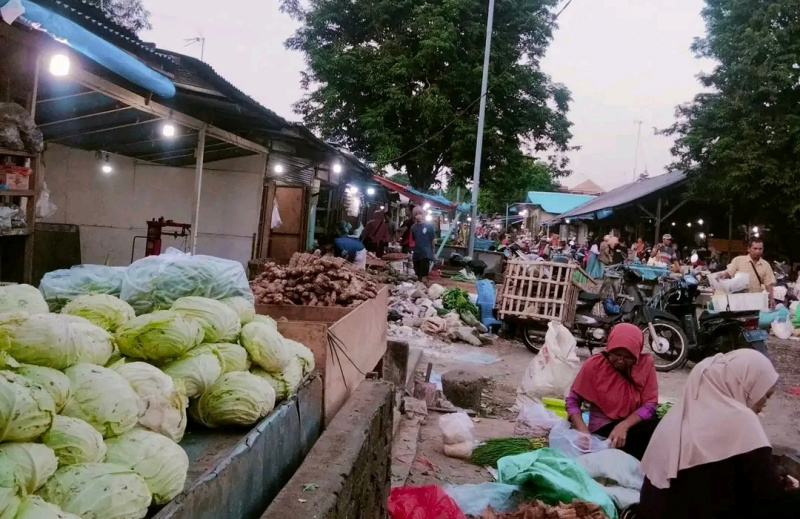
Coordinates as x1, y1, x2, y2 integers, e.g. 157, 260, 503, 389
497, 448, 618, 519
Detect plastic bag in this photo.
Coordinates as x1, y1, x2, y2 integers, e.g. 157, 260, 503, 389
388, 485, 466, 519
516, 322, 581, 408
548, 421, 609, 459
35, 182, 57, 219
439, 412, 474, 445
444, 483, 519, 516
271, 199, 282, 229
771, 317, 793, 340
120, 248, 254, 314
576, 449, 644, 509
498, 448, 617, 519
514, 403, 564, 437
39, 265, 126, 311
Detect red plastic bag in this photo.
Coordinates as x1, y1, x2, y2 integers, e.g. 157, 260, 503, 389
388, 485, 467, 519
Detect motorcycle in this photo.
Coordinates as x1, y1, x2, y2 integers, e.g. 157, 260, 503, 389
521, 266, 689, 372
650, 272, 768, 364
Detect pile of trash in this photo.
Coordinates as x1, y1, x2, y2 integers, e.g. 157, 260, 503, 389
387, 283, 494, 346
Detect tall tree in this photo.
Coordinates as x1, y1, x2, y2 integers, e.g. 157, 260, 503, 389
476, 157, 555, 214
280, 0, 574, 190
87, 0, 152, 34
663, 0, 800, 220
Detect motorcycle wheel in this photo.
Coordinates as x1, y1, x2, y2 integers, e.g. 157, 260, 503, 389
641, 320, 689, 372
521, 324, 544, 354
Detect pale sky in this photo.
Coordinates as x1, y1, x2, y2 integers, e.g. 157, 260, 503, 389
141, 0, 713, 190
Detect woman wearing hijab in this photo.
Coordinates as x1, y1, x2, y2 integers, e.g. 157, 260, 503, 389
360, 209, 389, 257
633, 350, 800, 519
566, 323, 659, 460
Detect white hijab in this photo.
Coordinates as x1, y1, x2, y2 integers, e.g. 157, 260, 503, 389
641, 349, 778, 489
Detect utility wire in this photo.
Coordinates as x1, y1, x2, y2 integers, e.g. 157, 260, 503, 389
374, 0, 576, 166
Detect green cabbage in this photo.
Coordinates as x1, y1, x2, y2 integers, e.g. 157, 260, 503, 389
14, 496, 81, 519
250, 314, 277, 328
212, 342, 251, 373
189, 371, 276, 428
14, 363, 70, 412
251, 357, 304, 401
61, 294, 135, 332
286, 339, 315, 375
0, 443, 57, 494
111, 360, 188, 442
61, 364, 140, 438
105, 428, 189, 505
0, 313, 113, 369
42, 415, 107, 466
0, 284, 48, 314
171, 296, 241, 343
220, 296, 256, 324
161, 346, 222, 398
240, 322, 292, 372
38, 463, 151, 519
0, 488, 20, 519
0, 370, 55, 442
115, 310, 204, 363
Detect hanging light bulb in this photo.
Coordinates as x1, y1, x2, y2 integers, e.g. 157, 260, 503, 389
332, 163, 342, 174
101, 155, 113, 174
162, 122, 176, 138
367, 187, 375, 195
273, 164, 284, 174
49, 54, 71, 76
425, 214, 433, 222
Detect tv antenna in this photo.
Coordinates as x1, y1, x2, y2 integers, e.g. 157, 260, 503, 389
184, 34, 206, 62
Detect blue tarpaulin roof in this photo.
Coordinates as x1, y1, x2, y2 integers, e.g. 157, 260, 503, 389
526, 191, 596, 214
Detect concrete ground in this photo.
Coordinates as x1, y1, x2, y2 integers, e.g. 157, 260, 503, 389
394, 332, 800, 487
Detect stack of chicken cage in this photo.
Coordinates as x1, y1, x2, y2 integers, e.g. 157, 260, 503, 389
497, 260, 599, 326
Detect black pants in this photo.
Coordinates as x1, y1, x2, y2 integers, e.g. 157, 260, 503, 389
413, 259, 431, 278
595, 418, 660, 461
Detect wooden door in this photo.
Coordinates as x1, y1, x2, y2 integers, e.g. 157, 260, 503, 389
268, 186, 308, 260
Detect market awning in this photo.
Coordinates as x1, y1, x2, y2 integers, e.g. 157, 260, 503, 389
2, 0, 176, 98
557, 171, 687, 220
372, 175, 456, 211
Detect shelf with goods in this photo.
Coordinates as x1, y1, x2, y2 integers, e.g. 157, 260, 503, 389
0, 148, 39, 283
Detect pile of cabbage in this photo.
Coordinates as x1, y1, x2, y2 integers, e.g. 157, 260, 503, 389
0, 282, 314, 519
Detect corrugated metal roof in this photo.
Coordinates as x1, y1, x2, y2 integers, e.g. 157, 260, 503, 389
526, 191, 596, 214
558, 171, 687, 219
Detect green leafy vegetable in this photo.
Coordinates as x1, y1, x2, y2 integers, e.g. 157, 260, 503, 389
14, 363, 70, 412
171, 296, 241, 343
61, 364, 140, 438
115, 310, 203, 363
61, 294, 135, 332
0, 442, 58, 494
0, 370, 55, 442
0, 284, 48, 314
441, 288, 479, 318
42, 415, 107, 466
189, 371, 276, 428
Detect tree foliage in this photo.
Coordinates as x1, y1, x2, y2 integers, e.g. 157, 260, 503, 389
280, 0, 574, 190
87, 0, 152, 34
663, 0, 800, 220
476, 157, 555, 213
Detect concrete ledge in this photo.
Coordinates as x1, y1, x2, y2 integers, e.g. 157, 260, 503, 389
261, 380, 395, 519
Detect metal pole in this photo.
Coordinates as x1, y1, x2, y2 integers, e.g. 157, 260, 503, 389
467, 0, 495, 258
191, 126, 207, 254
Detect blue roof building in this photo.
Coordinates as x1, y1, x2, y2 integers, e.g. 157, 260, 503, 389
525, 191, 596, 214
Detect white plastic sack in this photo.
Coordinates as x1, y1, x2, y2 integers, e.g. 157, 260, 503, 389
514, 403, 563, 438
39, 265, 126, 311
772, 319, 793, 340
576, 449, 644, 509
515, 322, 581, 408
120, 248, 254, 314
709, 272, 750, 294
439, 412, 475, 445
271, 199, 282, 229
35, 182, 57, 219
548, 421, 609, 459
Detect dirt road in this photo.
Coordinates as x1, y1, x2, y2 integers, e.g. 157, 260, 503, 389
397, 332, 800, 487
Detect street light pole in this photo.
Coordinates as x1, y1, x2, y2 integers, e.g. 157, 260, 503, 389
467, 0, 496, 257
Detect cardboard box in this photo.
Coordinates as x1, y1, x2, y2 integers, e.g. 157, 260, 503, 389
712, 292, 768, 312
0, 172, 29, 190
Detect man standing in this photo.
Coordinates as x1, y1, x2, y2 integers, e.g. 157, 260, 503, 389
411, 206, 435, 281
650, 234, 680, 273
719, 237, 776, 308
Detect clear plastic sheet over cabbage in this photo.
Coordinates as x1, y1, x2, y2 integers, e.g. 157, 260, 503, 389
39, 265, 126, 312
120, 248, 254, 315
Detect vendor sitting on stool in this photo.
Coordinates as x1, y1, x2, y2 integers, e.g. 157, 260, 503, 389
566, 323, 659, 460
319, 234, 367, 269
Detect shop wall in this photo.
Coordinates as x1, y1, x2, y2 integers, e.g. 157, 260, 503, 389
40, 144, 263, 266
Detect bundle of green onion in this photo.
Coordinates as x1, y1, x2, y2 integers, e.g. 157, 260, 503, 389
467, 437, 548, 467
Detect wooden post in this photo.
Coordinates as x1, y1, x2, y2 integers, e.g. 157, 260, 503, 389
654, 197, 662, 243
190, 126, 206, 254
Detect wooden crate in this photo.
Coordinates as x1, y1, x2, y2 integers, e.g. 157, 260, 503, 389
498, 261, 598, 326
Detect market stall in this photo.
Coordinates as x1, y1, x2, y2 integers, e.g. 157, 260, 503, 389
250, 252, 389, 424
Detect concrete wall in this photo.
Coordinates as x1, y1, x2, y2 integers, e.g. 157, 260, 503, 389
261, 380, 394, 519
40, 144, 264, 266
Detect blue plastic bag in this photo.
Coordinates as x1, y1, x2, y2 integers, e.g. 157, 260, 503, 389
444, 483, 519, 515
